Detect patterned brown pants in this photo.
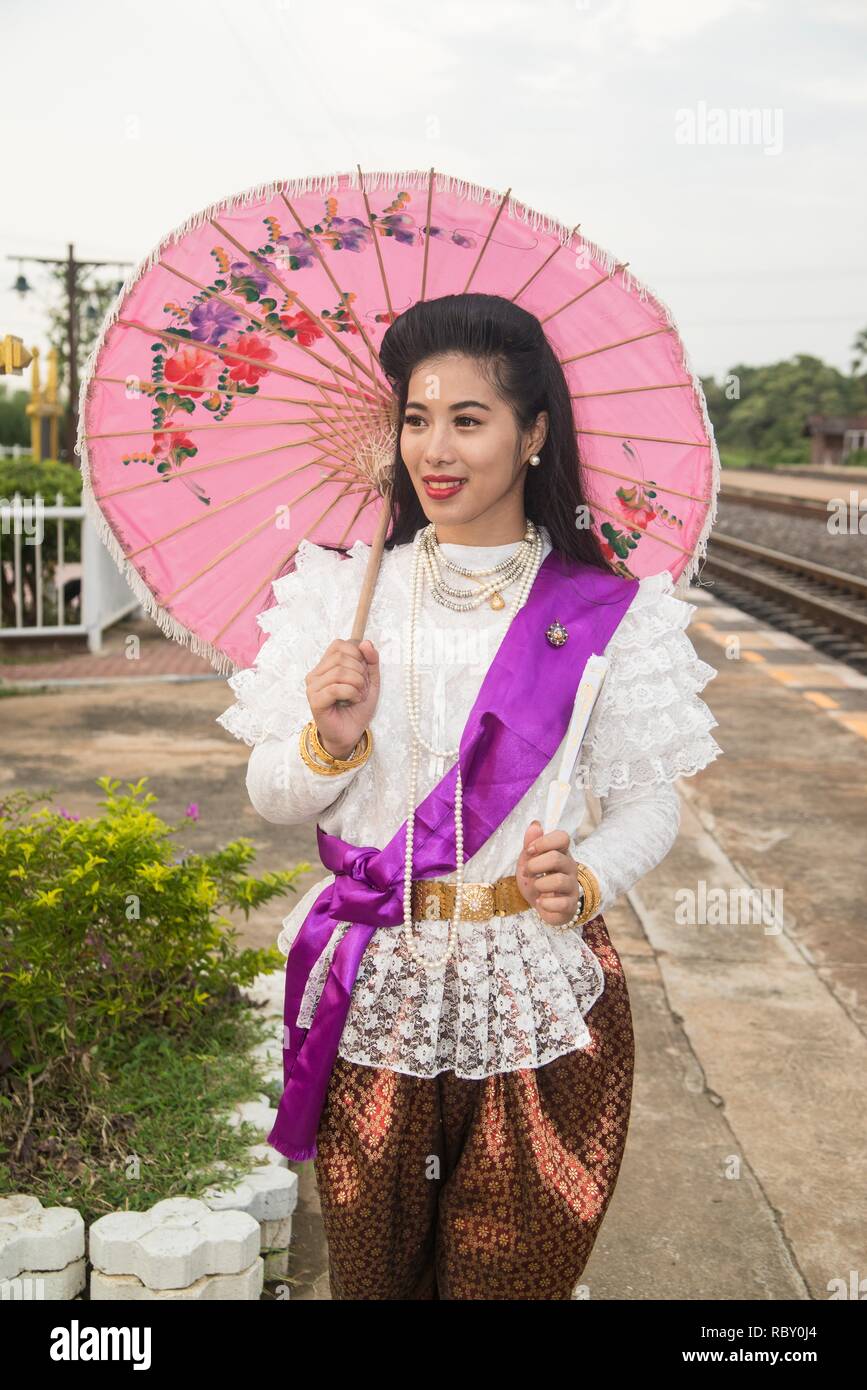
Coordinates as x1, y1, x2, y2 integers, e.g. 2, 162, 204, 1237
312, 914, 634, 1300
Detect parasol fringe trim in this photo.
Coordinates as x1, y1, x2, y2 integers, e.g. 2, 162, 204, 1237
645, 291, 720, 592
75, 166, 718, 632
77, 475, 240, 678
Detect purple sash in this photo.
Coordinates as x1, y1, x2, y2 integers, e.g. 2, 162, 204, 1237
267, 548, 639, 1160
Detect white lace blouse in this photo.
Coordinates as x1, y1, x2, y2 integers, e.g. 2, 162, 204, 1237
216, 524, 723, 1079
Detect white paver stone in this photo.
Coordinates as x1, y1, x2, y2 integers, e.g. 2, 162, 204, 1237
1, 1258, 86, 1300
260, 1214, 294, 1249
90, 1258, 263, 1300
227, 1096, 278, 1136
202, 1164, 297, 1222
0, 1195, 85, 1281
89, 1197, 260, 1291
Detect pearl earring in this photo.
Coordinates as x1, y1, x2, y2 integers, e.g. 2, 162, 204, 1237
528, 454, 541, 467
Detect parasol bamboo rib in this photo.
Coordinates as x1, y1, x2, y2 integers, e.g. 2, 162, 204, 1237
159, 251, 383, 444
318, 162, 405, 662
356, 164, 395, 325
86, 415, 364, 444
91, 372, 377, 416
208, 217, 387, 400
115, 316, 374, 455
284, 483, 382, 583
117, 317, 375, 399
203, 204, 390, 455
304, 377, 372, 458
159, 256, 347, 362
579, 461, 712, 506
329, 487, 382, 555
462, 186, 512, 294
340, 351, 381, 451
306, 393, 371, 458
213, 480, 380, 645
321, 318, 377, 445
576, 427, 710, 447
167, 475, 368, 610
540, 265, 628, 326
125, 461, 360, 561
210, 222, 386, 420
588, 498, 696, 558
92, 438, 350, 502
304, 403, 375, 467
126, 311, 374, 446
419, 167, 435, 302
560, 326, 675, 364
570, 382, 692, 398
84, 416, 356, 471
510, 225, 580, 304
278, 191, 382, 387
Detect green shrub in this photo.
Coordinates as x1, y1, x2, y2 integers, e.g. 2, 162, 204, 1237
0, 456, 82, 511
0, 777, 308, 1196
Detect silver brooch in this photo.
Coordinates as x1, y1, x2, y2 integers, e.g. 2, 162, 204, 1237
545, 620, 568, 647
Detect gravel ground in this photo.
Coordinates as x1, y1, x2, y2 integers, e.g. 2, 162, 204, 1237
712, 499, 867, 579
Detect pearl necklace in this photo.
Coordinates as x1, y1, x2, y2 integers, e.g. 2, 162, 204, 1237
420, 520, 540, 611
401, 521, 545, 972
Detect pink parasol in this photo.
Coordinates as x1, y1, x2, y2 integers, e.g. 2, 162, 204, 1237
76, 166, 719, 676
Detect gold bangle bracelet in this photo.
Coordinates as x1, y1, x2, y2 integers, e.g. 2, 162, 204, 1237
573, 863, 602, 925
306, 720, 371, 773
574, 876, 600, 922
299, 722, 367, 776
298, 719, 373, 776
310, 722, 372, 771
310, 721, 367, 767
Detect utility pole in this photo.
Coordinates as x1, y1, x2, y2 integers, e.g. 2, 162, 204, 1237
7, 243, 132, 463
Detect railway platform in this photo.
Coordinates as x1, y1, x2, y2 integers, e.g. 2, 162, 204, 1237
721, 467, 867, 507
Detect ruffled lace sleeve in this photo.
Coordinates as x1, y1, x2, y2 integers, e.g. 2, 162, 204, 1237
567, 569, 722, 913
570, 780, 682, 916
575, 568, 723, 798
215, 538, 370, 825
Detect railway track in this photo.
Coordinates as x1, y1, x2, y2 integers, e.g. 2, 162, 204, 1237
699, 535, 867, 672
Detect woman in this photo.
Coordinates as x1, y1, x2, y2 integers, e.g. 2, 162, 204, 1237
217, 292, 723, 1300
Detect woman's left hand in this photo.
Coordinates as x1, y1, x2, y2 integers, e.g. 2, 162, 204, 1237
515, 819, 582, 927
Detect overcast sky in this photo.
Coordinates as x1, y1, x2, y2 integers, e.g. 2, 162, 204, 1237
2, 0, 865, 384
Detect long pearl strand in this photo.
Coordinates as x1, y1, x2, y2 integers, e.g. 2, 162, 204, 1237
401, 522, 545, 972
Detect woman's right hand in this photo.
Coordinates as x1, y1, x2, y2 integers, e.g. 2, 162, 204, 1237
305, 638, 380, 761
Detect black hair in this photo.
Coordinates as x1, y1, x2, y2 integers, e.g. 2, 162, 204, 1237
372, 291, 615, 573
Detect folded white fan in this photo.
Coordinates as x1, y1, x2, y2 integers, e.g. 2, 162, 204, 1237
542, 654, 609, 833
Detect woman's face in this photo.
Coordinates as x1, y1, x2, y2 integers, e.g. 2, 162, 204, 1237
399, 353, 547, 540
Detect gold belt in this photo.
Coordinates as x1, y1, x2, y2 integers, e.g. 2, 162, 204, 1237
411, 874, 531, 922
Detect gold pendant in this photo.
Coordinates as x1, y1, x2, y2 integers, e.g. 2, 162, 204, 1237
489, 591, 505, 610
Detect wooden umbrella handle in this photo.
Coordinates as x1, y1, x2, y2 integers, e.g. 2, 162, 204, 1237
334, 500, 391, 708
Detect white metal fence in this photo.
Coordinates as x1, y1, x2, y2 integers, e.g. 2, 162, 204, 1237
0, 492, 142, 653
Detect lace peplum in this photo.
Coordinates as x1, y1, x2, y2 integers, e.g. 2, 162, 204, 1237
216, 525, 723, 1078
